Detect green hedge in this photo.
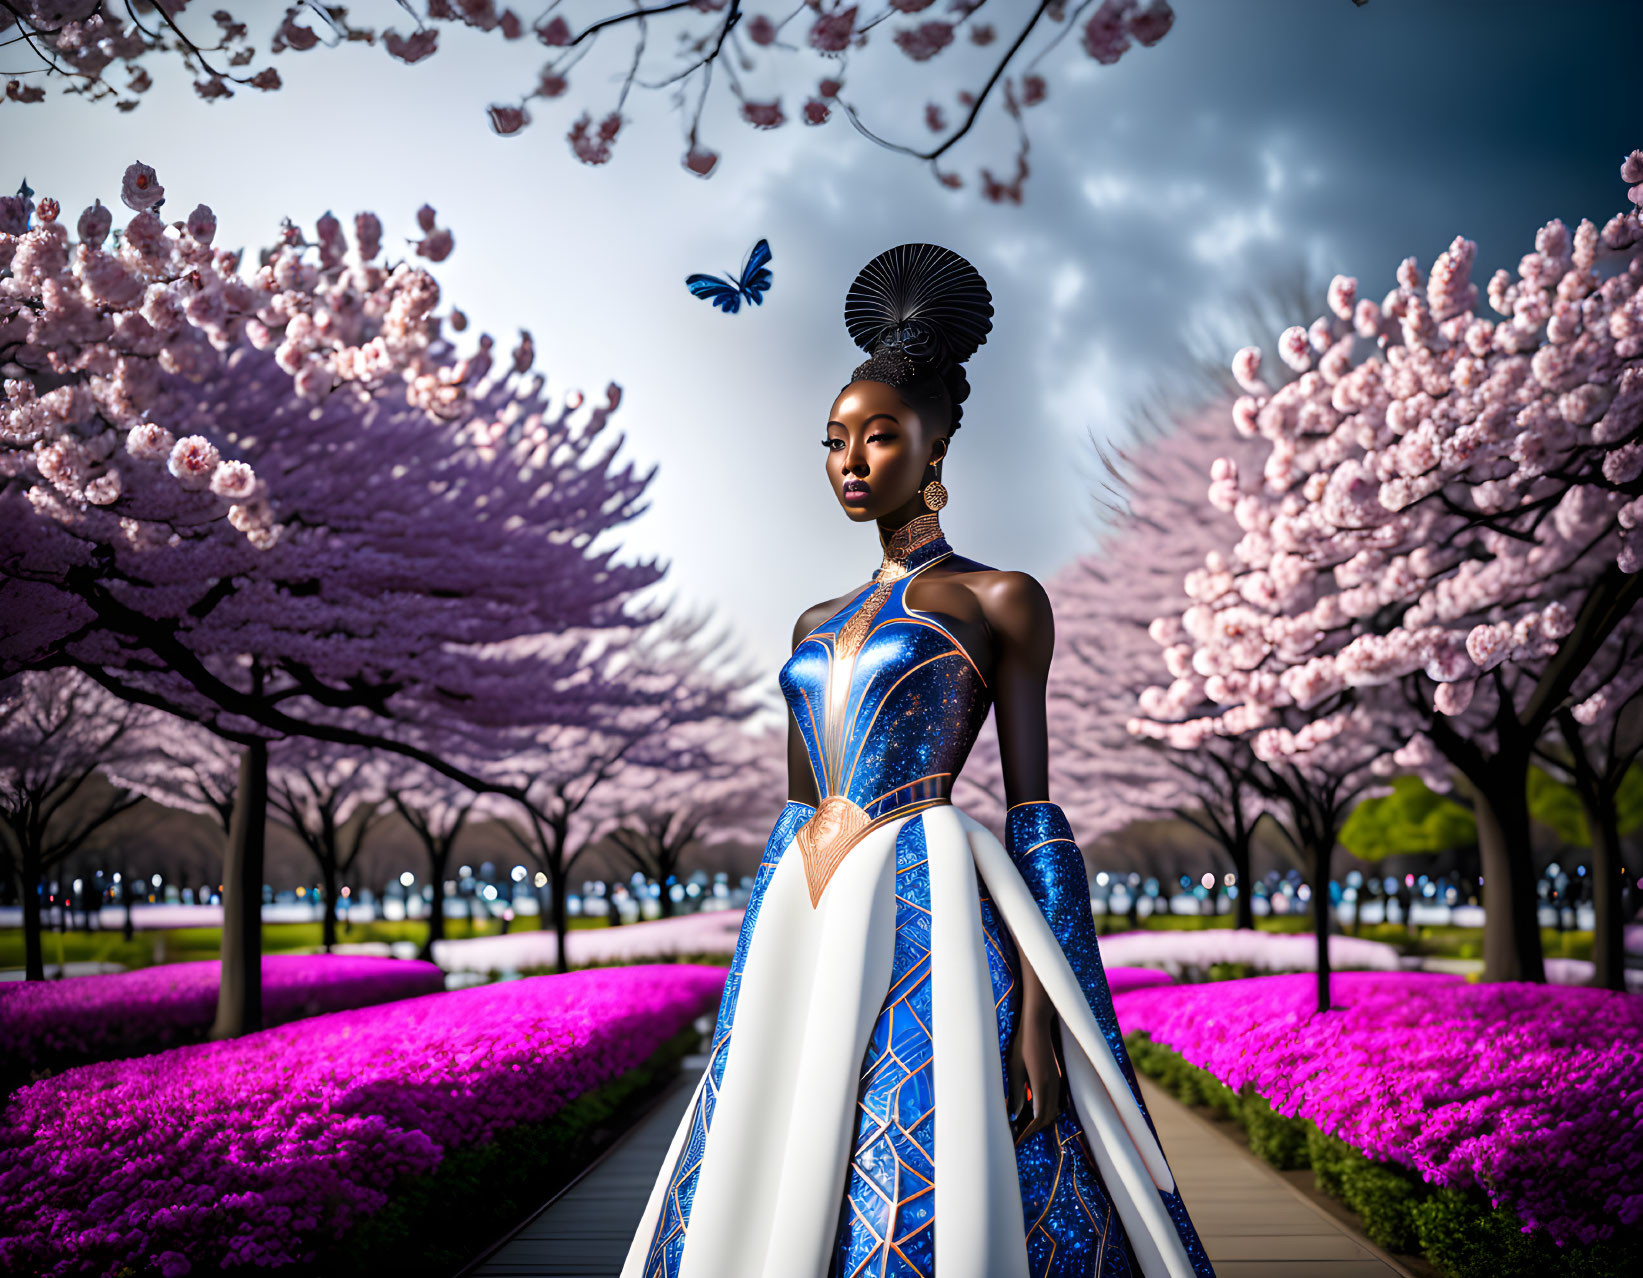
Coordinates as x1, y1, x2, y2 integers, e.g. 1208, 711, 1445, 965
1124, 1031, 1640, 1278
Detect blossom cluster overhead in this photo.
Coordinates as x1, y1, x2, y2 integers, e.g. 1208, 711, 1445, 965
1132, 150, 1643, 758
0, 965, 726, 1276
1113, 971, 1643, 1246
0, 2, 1176, 201
0, 162, 489, 549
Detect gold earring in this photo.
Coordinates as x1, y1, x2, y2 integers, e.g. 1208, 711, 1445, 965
921, 477, 948, 511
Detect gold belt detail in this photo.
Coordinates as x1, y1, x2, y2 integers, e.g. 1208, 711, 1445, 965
795, 794, 950, 908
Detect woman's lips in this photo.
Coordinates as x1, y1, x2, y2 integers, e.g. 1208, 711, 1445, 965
842, 482, 870, 505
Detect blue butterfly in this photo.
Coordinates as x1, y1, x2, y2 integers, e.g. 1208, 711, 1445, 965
686, 238, 773, 313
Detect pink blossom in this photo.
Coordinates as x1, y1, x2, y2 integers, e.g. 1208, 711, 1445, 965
120, 161, 164, 213
569, 111, 624, 163
386, 27, 439, 63
488, 103, 530, 135
126, 422, 175, 461
167, 435, 221, 489
740, 98, 786, 129
895, 20, 954, 61
1278, 325, 1312, 372
76, 198, 111, 247
1082, 0, 1135, 64
809, 6, 856, 52
209, 459, 259, 500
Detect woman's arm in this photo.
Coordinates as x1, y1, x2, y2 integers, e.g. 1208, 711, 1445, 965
974, 570, 1062, 1141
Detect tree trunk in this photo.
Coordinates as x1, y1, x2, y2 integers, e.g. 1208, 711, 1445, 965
605, 881, 623, 926
18, 846, 44, 981
552, 868, 570, 975
1473, 776, 1546, 983
121, 873, 134, 943
1228, 834, 1255, 930
1586, 790, 1625, 991
657, 876, 676, 919
419, 863, 448, 963
533, 877, 551, 932
1312, 838, 1332, 1014
321, 858, 339, 952
212, 738, 268, 1040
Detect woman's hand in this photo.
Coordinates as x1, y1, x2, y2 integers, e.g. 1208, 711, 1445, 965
1007, 959, 1062, 1141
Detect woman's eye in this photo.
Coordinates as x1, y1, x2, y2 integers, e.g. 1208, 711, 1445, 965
867, 433, 896, 444
822, 438, 843, 450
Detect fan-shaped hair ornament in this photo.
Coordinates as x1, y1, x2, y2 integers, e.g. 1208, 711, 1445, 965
843, 243, 993, 369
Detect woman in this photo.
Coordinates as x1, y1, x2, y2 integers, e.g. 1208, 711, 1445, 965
623, 244, 1215, 1278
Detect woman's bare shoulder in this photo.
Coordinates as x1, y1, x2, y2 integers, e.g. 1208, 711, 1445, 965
952, 563, 1053, 635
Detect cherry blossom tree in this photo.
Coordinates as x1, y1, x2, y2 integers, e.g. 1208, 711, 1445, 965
1534, 612, 1643, 989
1132, 150, 1643, 984
266, 737, 386, 952
601, 720, 786, 916
1035, 404, 1277, 924
0, 668, 151, 979
100, 703, 242, 833
3, 164, 667, 1032
0, 2, 1179, 202
382, 754, 485, 962
491, 617, 752, 969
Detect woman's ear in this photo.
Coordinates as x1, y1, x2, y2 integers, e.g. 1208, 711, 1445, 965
930, 435, 949, 467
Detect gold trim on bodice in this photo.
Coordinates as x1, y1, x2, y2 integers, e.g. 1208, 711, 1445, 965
834, 514, 946, 660
797, 515, 952, 907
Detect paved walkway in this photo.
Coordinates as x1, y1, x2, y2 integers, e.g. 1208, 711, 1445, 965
1138, 1076, 1416, 1277
467, 1064, 1415, 1278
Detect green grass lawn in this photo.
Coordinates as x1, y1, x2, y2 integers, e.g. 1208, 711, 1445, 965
0, 912, 611, 972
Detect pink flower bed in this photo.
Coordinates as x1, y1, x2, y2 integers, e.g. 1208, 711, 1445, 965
1105, 965, 1177, 995
0, 964, 725, 1276
1113, 971, 1643, 1246
0, 955, 446, 1077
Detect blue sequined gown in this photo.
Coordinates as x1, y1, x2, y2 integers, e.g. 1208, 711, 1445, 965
623, 523, 1215, 1278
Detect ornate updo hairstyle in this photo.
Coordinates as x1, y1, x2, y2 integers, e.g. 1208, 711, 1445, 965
842, 243, 994, 435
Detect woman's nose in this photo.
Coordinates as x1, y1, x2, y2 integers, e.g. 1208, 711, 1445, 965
842, 438, 868, 474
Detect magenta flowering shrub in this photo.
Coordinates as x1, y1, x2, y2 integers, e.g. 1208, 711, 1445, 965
1113, 972, 1643, 1246
0, 954, 446, 1077
0, 964, 725, 1276
1105, 965, 1178, 995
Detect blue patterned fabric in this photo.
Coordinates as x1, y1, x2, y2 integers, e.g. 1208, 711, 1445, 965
639, 800, 813, 1278
833, 818, 939, 1278
1004, 802, 1217, 1278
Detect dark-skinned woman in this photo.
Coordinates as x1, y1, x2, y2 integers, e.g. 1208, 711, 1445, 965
625, 244, 1215, 1278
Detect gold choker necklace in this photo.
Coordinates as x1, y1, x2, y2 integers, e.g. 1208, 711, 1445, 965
877, 513, 945, 581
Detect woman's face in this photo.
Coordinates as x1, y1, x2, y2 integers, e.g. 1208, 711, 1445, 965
824, 379, 947, 524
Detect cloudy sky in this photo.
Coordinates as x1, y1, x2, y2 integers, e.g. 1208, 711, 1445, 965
11, 0, 1640, 684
